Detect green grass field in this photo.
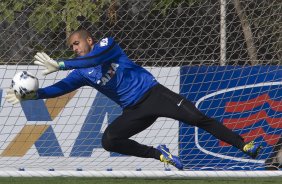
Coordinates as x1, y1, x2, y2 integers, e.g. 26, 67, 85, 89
0, 177, 281, 184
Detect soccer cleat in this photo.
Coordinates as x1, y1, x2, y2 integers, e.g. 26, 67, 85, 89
157, 144, 183, 170
243, 141, 262, 159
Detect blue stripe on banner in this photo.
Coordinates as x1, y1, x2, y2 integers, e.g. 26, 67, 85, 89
70, 92, 122, 157
0, 89, 2, 107
35, 126, 64, 156
21, 100, 52, 121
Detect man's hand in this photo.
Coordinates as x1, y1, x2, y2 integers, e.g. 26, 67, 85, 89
5, 89, 37, 105
5, 89, 21, 105
34, 52, 59, 75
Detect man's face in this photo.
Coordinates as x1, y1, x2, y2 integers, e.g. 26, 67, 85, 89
68, 33, 93, 56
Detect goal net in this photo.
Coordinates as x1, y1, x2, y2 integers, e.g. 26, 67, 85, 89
0, 0, 281, 177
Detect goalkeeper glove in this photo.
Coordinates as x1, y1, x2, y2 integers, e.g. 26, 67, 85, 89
34, 52, 65, 75
5, 89, 38, 105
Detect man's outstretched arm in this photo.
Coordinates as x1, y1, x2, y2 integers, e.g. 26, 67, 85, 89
34, 37, 122, 75
37, 71, 85, 99
6, 71, 84, 104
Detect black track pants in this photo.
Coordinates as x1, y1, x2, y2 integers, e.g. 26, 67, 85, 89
101, 84, 245, 159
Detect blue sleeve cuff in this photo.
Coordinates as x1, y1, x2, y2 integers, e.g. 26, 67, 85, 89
58, 61, 65, 70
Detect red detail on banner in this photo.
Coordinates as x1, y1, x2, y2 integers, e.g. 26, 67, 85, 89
225, 93, 282, 112
219, 127, 280, 146
223, 110, 282, 129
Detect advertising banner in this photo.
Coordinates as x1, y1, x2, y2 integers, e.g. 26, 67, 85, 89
179, 66, 282, 170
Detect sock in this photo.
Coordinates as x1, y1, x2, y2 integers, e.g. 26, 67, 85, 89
160, 154, 164, 162
155, 149, 162, 160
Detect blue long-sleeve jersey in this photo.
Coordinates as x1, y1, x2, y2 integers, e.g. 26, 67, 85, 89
37, 37, 158, 108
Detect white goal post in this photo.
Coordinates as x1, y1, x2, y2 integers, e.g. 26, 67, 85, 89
0, 0, 281, 177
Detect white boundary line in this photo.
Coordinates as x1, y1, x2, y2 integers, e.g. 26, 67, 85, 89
0, 170, 281, 177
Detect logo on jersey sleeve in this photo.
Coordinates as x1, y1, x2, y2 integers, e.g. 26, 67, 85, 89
97, 63, 119, 85
100, 38, 108, 47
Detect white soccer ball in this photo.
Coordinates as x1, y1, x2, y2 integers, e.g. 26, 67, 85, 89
11, 71, 39, 97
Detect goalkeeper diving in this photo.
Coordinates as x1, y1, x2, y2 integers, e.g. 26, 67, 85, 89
6, 29, 262, 170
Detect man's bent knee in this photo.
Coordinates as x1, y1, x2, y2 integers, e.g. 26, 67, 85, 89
101, 132, 118, 152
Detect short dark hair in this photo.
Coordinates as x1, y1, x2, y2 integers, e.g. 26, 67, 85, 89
67, 29, 94, 46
